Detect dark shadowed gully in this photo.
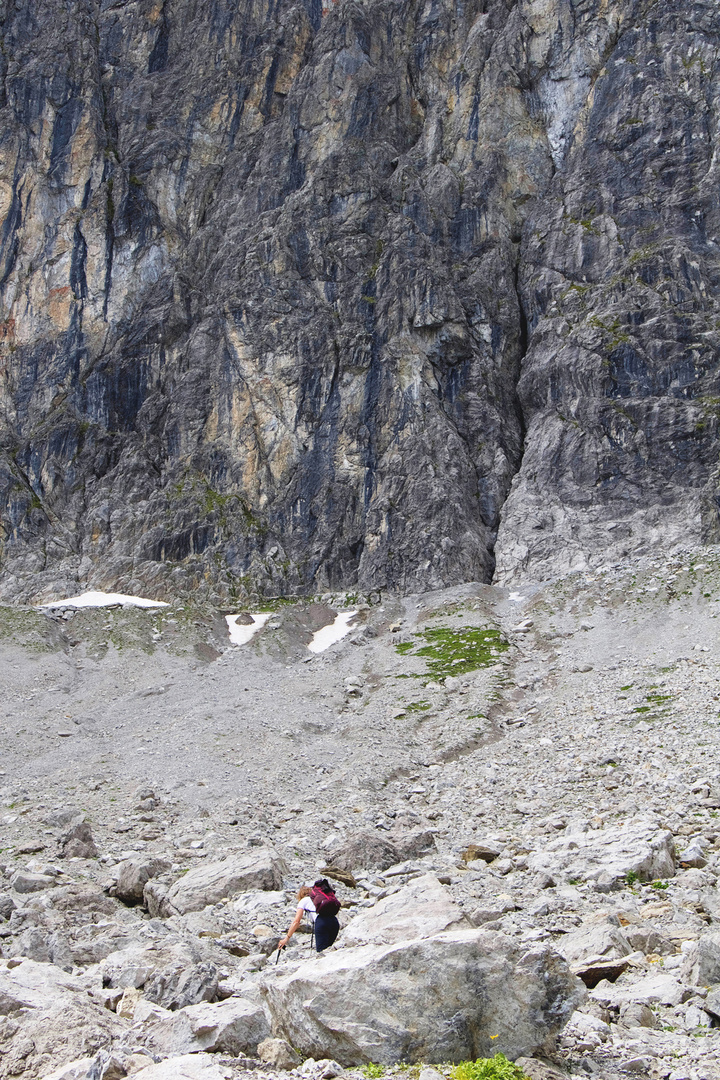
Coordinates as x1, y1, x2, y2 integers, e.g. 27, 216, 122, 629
1, 0, 720, 603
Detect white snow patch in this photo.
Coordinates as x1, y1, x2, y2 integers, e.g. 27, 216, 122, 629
225, 612, 272, 645
308, 611, 357, 653
40, 591, 169, 610
509, 592, 526, 603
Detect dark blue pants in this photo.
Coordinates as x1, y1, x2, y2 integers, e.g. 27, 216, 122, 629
314, 913, 339, 952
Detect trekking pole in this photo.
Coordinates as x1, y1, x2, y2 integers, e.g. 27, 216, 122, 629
310, 926, 315, 951
276, 944, 284, 965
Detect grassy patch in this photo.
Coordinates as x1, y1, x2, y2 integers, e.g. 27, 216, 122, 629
632, 690, 672, 720
256, 596, 299, 611
399, 626, 508, 680
452, 1056, 530, 1080
0, 607, 56, 652
406, 700, 431, 713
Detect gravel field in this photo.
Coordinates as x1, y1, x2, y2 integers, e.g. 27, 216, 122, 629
2, 549, 720, 1079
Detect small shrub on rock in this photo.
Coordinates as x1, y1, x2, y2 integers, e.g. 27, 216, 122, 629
452, 1055, 530, 1080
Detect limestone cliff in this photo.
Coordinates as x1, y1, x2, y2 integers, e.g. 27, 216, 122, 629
0, 0, 718, 601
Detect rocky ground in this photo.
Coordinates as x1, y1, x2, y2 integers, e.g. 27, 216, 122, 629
3, 550, 720, 1079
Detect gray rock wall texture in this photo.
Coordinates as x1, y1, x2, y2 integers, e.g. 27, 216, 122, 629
0, 0, 718, 601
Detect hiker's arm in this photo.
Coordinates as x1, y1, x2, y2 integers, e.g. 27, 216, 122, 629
278, 905, 305, 948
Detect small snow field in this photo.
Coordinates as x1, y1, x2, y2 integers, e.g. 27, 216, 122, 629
308, 610, 357, 653
38, 590, 169, 610
225, 612, 272, 645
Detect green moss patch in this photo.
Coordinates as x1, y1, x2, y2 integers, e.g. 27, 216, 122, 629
397, 626, 508, 680
0, 607, 54, 651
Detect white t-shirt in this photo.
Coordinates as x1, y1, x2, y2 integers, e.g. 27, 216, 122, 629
299, 896, 317, 924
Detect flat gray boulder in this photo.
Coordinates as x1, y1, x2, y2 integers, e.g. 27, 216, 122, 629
262, 929, 584, 1064
590, 971, 684, 1008
527, 817, 675, 886
132, 1054, 231, 1080
98, 941, 219, 1010
162, 848, 288, 915
11, 871, 57, 893
342, 874, 471, 946
142, 996, 270, 1056
0, 957, 86, 1013
0, 959, 127, 1078
555, 918, 633, 967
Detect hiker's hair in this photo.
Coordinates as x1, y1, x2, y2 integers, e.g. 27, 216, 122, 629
296, 885, 312, 901
313, 878, 334, 893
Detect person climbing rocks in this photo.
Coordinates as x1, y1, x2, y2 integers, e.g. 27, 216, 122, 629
278, 878, 341, 954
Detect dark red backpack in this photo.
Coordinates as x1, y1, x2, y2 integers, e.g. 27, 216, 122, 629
310, 883, 340, 917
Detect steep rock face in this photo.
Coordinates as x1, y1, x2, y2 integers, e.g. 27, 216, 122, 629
0, 0, 718, 600
495, 0, 720, 581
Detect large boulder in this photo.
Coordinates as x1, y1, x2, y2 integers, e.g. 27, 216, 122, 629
554, 918, 633, 967
113, 857, 171, 905
527, 818, 676, 886
681, 931, 720, 987
257, 1037, 302, 1069
131, 1054, 232, 1079
328, 832, 401, 873
393, 830, 437, 862
553, 919, 634, 989
0, 894, 15, 921
229, 890, 287, 916
161, 848, 287, 916
3, 884, 125, 972
11, 871, 58, 894
50, 883, 118, 919
328, 830, 435, 874
590, 971, 684, 1008
59, 821, 98, 860
0, 957, 86, 1013
342, 874, 471, 947
0, 959, 127, 1079
98, 942, 219, 1010
142, 996, 270, 1056
261, 929, 585, 1065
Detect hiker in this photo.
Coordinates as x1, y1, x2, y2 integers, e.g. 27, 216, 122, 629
278, 879, 340, 953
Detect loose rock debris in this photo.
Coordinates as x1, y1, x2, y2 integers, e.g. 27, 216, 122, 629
3, 550, 720, 1078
